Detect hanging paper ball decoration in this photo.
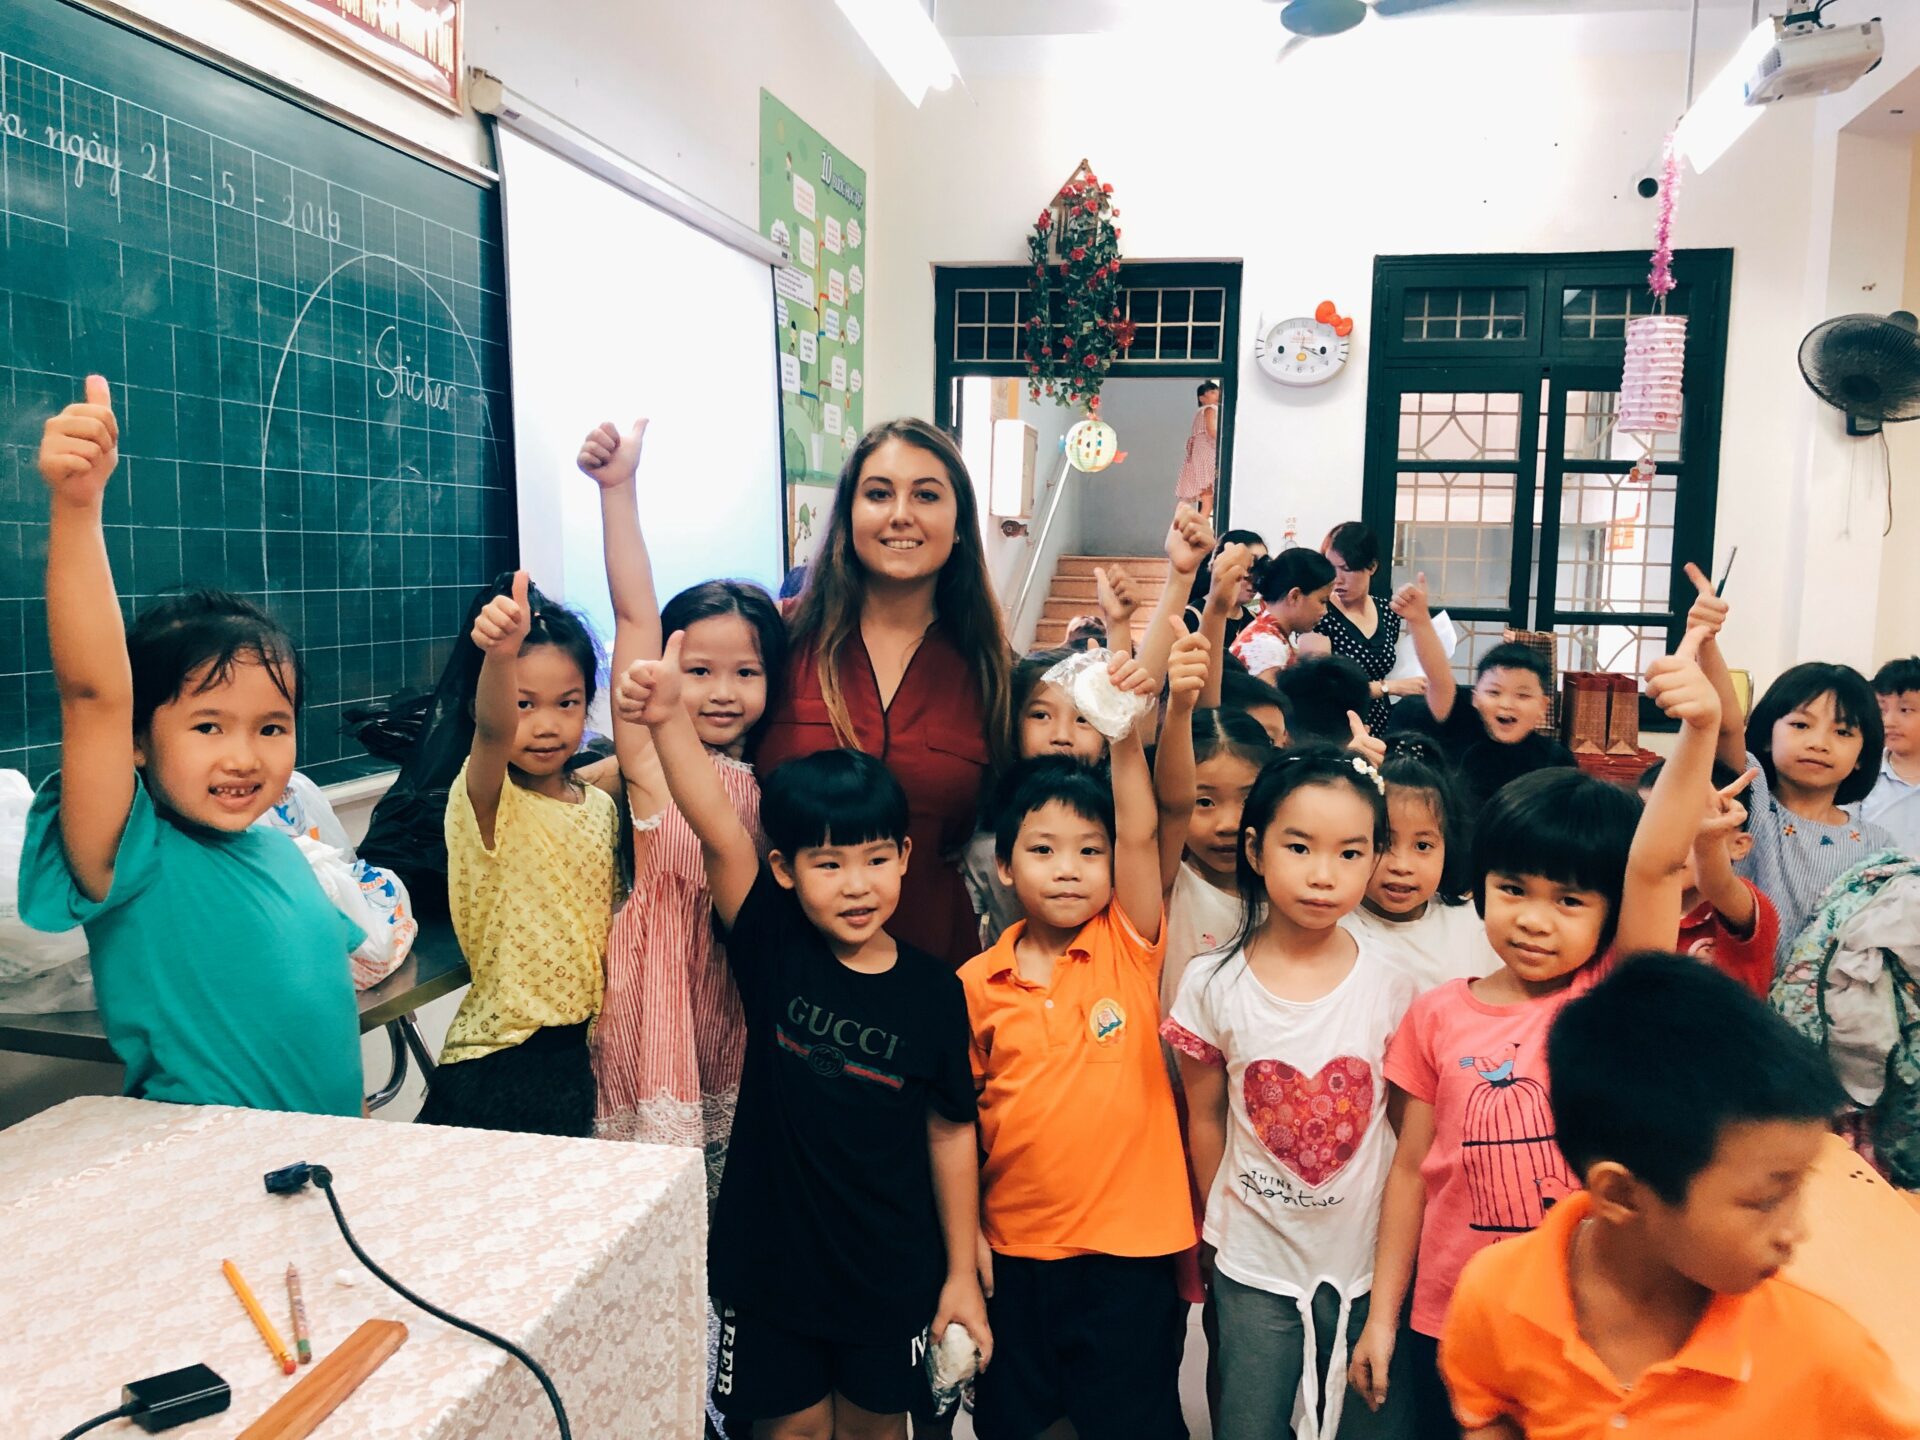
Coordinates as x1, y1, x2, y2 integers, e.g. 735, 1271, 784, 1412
1065, 417, 1119, 472
1618, 314, 1687, 433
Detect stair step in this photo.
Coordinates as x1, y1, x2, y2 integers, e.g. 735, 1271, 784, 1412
1054, 555, 1171, 579
1048, 576, 1170, 604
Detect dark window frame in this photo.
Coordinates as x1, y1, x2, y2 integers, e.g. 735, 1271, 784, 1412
1363, 250, 1734, 728
933, 261, 1245, 523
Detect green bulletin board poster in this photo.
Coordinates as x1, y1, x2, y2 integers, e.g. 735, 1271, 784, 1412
759, 90, 866, 567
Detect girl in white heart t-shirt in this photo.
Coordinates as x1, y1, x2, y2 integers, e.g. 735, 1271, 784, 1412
1162, 746, 1416, 1440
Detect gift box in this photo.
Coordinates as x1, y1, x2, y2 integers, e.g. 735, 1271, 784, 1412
1605, 673, 1641, 756
1560, 673, 1612, 755
1561, 671, 1642, 757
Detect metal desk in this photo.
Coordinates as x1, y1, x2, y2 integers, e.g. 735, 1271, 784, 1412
0, 920, 470, 1110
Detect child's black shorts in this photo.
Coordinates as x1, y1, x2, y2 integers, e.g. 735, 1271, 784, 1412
711, 1303, 932, 1424
970, 1251, 1188, 1440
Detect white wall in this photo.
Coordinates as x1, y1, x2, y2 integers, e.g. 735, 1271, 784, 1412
862, 7, 1827, 686
1880, 137, 1920, 670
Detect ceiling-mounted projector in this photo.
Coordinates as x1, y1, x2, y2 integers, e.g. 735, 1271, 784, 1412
1746, 9, 1884, 105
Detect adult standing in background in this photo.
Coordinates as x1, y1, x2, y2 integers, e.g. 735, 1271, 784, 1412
1175, 380, 1221, 520
757, 418, 1012, 968
1316, 520, 1458, 733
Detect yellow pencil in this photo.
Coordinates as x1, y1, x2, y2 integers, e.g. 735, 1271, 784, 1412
223, 1258, 297, 1375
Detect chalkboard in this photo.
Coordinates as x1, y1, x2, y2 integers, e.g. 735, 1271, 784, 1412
0, 0, 514, 786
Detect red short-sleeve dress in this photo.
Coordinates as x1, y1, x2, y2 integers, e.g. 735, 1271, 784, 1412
756, 628, 992, 968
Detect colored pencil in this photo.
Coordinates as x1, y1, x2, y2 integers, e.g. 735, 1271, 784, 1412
286, 1263, 311, 1364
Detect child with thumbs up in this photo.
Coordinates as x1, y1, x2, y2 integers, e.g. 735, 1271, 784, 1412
573, 418, 790, 1205
1349, 625, 1725, 1436
15, 379, 363, 1115
419, 563, 620, 1137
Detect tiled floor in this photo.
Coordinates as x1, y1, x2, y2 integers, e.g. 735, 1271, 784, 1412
951, 1305, 1214, 1439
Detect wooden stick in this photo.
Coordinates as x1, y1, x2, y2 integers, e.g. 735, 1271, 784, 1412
237, 1318, 408, 1439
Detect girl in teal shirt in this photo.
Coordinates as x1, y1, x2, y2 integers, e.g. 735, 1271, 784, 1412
18, 377, 362, 1116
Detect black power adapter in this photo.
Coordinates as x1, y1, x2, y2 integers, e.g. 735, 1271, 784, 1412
123, 1365, 231, 1431
58, 1365, 230, 1439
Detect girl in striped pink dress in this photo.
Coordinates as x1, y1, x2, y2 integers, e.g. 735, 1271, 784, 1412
576, 422, 788, 1203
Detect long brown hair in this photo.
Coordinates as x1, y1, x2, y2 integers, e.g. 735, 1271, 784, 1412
788, 417, 1012, 763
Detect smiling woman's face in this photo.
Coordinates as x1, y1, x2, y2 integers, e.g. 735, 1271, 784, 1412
848, 437, 958, 583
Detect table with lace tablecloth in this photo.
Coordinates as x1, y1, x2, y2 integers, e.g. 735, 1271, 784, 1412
1, 1096, 705, 1438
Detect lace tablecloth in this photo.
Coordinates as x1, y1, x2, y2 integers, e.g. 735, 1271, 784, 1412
1, 1097, 705, 1437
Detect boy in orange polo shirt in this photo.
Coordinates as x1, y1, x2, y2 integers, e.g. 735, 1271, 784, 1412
961, 692, 1197, 1439
1441, 954, 1920, 1439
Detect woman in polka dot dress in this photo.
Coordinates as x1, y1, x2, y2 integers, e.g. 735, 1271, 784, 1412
1315, 521, 1402, 734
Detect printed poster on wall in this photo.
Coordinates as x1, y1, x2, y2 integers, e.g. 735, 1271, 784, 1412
760, 90, 866, 567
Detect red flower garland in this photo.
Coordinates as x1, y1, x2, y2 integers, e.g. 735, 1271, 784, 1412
1025, 168, 1129, 409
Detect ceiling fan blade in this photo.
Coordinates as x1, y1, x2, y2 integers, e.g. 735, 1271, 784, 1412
1371, 0, 1465, 15
1280, 0, 1368, 37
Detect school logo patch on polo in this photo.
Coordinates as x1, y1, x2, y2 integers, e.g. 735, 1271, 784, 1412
1088, 997, 1127, 1046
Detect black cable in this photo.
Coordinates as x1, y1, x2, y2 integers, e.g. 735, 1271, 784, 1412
308, 1167, 571, 1439
57, 1403, 139, 1440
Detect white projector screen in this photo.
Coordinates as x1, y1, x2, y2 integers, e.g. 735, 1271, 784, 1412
495, 127, 784, 659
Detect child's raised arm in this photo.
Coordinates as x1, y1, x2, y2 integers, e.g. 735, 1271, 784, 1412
1683, 562, 1747, 772
1136, 504, 1214, 688
38, 377, 134, 902
1618, 627, 1723, 955
616, 633, 757, 926
578, 420, 666, 805
1389, 570, 1457, 723
1107, 653, 1166, 943
1693, 772, 1761, 935
1156, 627, 1210, 891
1095, 564, 1139, 658
1198, 543, 1252, 709
466, 570, 533, 847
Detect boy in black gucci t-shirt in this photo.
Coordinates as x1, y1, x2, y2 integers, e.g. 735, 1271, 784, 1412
619, 641, 988, 1436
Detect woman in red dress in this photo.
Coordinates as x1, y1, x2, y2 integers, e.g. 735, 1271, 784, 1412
757, 418, 1012, 967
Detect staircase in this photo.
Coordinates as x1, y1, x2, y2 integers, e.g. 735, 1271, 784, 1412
1030, 554, 1176, 650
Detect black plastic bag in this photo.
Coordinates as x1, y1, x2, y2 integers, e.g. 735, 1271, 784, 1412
341, 689, 434, 763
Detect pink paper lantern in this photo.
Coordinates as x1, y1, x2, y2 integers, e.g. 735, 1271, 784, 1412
1618, 314, 1687, 433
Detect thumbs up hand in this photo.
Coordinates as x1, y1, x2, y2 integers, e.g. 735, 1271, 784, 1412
1346, 711, 1387, 769
39, 375, 120, 505
577, 418, 649, 488
1390, 571, 1432, 625
1644, 625, 1720, 731
616, 631, 687, 728
472, 570, 533, 656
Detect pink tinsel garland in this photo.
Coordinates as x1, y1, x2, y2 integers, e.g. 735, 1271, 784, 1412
1649, 133, 1681, 300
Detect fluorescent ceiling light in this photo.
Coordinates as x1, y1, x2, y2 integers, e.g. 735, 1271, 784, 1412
834, 0, 959, 106
1672, 17, 1777, 173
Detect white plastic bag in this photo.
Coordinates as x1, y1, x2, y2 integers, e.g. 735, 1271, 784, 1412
288, 835, 418, 990
261, 772, 356, 852
922, 1321, 982, 1419
1043, 649, 1155, 741
0, 769, 92, 988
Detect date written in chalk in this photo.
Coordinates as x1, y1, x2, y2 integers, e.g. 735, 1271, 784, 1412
4, 113, 123, 196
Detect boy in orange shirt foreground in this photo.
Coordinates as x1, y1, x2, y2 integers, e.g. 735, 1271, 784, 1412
961, 658, 1197, 1440
1441, 953, 1920, 1438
